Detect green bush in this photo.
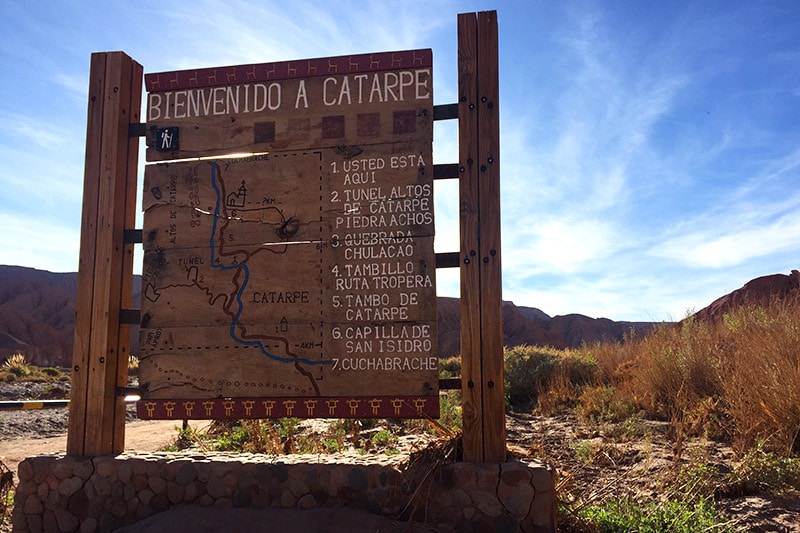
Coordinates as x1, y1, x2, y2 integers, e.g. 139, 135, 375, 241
578, 497, 733, 532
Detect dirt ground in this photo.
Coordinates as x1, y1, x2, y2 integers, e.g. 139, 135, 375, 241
2, 382, 799, 531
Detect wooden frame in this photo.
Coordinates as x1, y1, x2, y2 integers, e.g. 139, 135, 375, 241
68, 11, 504, 461
458, 11, 505, 462
67, 52, 142, 456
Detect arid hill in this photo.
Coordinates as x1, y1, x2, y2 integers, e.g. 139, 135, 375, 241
691, 269, 800, 323
0, 264, 687, 365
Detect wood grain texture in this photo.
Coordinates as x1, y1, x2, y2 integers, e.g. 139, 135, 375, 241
145, 68, 433, 161
67, 52, 142, 456
476, 10, 506, 462
140, 57, 437, 411
458, 11, 484, 462
458, 10, 506, 462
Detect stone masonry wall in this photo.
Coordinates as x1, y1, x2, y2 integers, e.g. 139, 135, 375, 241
12, 452, 555, 532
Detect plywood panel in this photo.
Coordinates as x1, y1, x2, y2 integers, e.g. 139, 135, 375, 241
140, 53, 437, 412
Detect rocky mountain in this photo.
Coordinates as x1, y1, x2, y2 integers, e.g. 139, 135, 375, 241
1, 264, 661, 366
691, 270, 800, 323
0, 266, 141, 367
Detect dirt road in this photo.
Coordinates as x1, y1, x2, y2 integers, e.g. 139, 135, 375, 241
0, 419, 178, 475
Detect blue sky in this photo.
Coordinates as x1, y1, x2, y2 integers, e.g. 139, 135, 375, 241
1, 0, 799, 322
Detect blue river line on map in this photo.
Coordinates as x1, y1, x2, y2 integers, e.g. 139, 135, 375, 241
209, 162, 329, 367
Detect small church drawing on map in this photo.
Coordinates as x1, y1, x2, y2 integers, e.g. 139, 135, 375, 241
226, 180, 248, 208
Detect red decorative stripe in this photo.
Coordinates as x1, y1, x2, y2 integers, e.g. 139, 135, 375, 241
145, 49, 433, 93
136, 395, 440, 420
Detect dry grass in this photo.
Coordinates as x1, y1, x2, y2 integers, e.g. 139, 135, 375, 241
523, 293, 800, 457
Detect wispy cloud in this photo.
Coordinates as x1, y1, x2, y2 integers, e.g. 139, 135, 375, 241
0, 212, 80, 273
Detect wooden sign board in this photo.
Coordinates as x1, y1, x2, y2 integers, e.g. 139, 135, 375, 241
138, 50, 438, 419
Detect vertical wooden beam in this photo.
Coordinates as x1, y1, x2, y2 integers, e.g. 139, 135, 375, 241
458, 11, 484, 462
475, 10, 505, 462
458, 11, 505, 462
68, 52, 142, 456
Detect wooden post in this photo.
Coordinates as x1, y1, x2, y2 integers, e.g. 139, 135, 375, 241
67, 52, 142, 456
458, 11, 506, 463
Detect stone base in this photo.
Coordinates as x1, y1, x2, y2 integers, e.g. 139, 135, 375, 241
12, 452, 555, 532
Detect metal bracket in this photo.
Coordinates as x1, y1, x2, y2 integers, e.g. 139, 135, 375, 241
433, 163, 459, 180
434, 103, 458, 120
123, 229, 143, 244
128, 123, 146, 138
119, 309, 141, 325
435, 252, 460, 269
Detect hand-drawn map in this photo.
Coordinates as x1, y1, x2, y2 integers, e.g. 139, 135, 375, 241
137, 50, 438, 419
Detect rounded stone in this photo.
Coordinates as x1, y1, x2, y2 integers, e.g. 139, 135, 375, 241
148, 476, 167, 494
95, 461, 116, 478
297, 494, 316, 509
73, 461, 94, 480
348, 467, 368, 492
138, 489, 154, 506
183, 482, 198, 503
80, 517, 98, 533
207, 476, 228, 499
55, 508, 80, 532
53, 462, 73, 480
58, 476, 84, 497
117, 463, 133, 485
93, 476, 113, 498
288, 478, 309, 497
167, 483, 184, 504
175, 463, 197, 485
37, 481, 49, 500
280, 491, 296, 508
23, 494, 44, 514
17, 460, 34, 482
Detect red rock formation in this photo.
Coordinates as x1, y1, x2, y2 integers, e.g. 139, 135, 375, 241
692, 270, 800, 323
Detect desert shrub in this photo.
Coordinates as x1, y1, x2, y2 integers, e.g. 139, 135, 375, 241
716, 297, 800, 453
128, 355, 140, 375
40, 367, 63, 378
2, 353, 31, 377
535, 366, 581, 416
577, 386, 635, 424
438, 391, 463, 432
504, 345, 600, 412
725, 440, 800, 496
438, 356, 461, 378
577, 497, 733, 533
615, 319, 723, 426
504, 345, 558, 410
